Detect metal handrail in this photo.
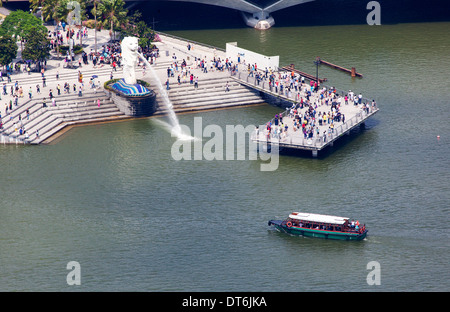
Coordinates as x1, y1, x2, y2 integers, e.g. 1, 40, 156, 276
241, 70, 379, 149
155, 31, 226, 52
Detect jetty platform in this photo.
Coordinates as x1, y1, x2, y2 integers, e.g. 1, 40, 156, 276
230, 69, 379, 157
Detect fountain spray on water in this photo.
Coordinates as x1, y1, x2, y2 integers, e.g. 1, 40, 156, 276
138, 53, 195, 141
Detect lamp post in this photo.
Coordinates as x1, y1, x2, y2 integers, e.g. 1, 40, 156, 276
314, 57, 320, 86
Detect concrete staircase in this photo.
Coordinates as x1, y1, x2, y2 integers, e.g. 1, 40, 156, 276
0, 91, 129, 144
0, 63, 144, 144
156, 75, 265, 115
7, 65, 120, 88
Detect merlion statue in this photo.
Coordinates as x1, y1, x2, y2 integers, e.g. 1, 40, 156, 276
111, 36, 151, 98
121, 36, 139, 85
108, 36, 157, 117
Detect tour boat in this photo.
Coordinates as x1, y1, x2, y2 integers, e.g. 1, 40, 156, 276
268, 212, 367, 241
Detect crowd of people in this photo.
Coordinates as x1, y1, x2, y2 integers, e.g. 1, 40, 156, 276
0, 25, 121, 138
0, 21, 167, 140
252, 67, 378, 144
163, 46, 241, 93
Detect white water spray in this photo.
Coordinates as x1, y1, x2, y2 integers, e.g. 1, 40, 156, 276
138, 53, 195, 141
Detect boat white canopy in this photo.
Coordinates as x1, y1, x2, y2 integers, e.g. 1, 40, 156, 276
289, 212, 349, 225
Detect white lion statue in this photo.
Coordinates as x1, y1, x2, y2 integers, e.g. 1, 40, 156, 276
121, 36, 139, 85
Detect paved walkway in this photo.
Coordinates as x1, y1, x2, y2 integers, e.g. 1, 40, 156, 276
141, 33, 230, 90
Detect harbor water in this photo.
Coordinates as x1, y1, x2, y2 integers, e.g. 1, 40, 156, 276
0, 21, 449, 292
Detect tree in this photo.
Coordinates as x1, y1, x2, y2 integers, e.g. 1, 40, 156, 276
30, 0, 72, 57
120, 11, 155, 50
89, 0, 101, 54
96, 0, 128, 42
0, 10, 46, 56
22, 26, 51, 72
0, 37, 18, 70
135, 21, 155, 50
65, 0, 87, 46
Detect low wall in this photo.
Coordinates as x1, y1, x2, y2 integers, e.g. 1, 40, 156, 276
105, 79, 158, 117
226, 42, 279, 71
108, 89, 157, 117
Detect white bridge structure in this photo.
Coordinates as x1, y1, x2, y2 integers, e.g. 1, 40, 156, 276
138, 0, 315, 29
6, 0, 315, 30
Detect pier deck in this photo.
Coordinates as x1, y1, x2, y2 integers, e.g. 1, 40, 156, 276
316, 57, 363, 78
230, 70, 379, 157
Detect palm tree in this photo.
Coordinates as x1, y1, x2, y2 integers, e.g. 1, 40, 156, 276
96, 0, 128, 42
90, 0, 101, 54
30, 0, 71, 57
66, 0, 87, 46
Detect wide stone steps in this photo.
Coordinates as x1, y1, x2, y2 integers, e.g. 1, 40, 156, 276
155, 98, 265, 116
167, 76, 232, 90
2, 93, 111, 133
170, 88, 261, 105
4, 65, 142, 91
165, 76, 265, 110
1, 90, 129, 144
8, 66, 112, 83
32, 110, 127, 144
168, 80, 242, 96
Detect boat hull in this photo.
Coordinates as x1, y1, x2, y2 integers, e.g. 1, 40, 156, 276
268, 220, 367, 241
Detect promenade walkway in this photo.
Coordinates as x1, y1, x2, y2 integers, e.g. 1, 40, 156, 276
0, 26, 267, 144
0, 21, 376, 149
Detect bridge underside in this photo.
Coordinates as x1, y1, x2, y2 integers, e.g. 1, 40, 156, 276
4, 0, 315, 29
133, 0, 315, 29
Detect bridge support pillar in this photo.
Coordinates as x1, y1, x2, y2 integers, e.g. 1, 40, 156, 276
241, 11, 275, 30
